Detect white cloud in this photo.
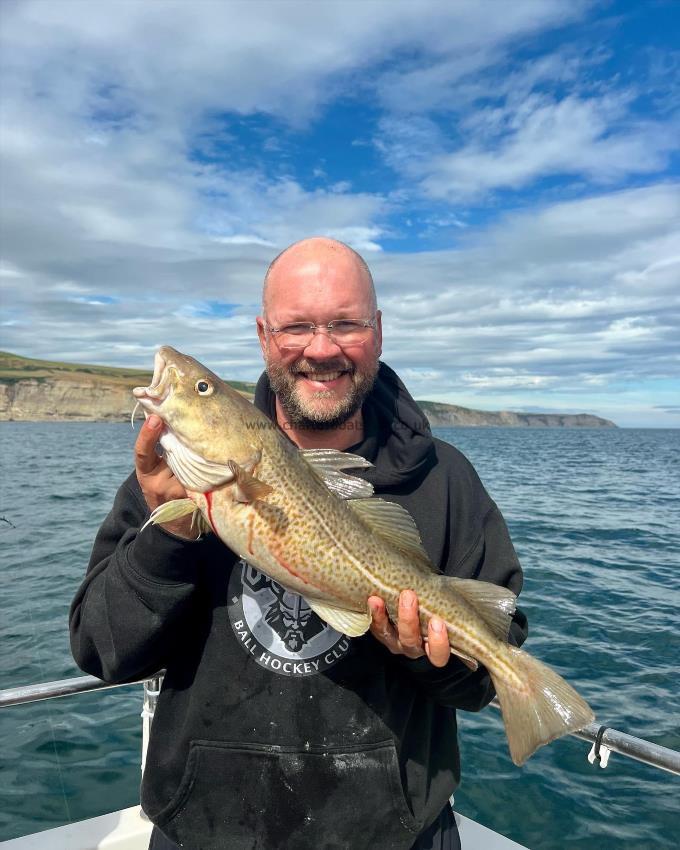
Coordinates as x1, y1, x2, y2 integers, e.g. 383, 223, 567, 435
374, 183, 680, 400
461, 372, 559, 389
212, 235, 276, 247
419, 93, 677, 199
1, 0, 678, 426
1, 0, 581, 128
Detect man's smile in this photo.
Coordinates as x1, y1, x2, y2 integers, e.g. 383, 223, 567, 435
295, 369, 351, 390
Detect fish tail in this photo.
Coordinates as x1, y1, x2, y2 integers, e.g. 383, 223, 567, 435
491, 646, 594, 766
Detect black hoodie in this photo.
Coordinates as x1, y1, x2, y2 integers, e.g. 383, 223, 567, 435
70, 362, 527, 850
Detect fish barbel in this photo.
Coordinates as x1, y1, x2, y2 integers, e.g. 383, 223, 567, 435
133, 345, 594, 765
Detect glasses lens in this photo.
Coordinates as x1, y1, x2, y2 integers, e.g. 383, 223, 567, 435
277, 323, 314, 349
275, 320, 373, 349
329, 321, 370, 342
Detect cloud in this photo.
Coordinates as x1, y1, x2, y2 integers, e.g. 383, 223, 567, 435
419, 94, 677, 200
374, 29, 678, 203
1, 1, 581, 128
372, 184, 680, 403
1, 0, 678, 427
461, 371, 560, 390
376, 31, 592, 116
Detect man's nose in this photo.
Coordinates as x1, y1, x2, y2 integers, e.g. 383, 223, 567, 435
303, 328, 342, 358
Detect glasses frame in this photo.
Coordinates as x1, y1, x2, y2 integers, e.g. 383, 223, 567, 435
265, 317, 378, 350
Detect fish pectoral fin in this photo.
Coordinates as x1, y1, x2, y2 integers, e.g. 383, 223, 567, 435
307, 599, 372, 637
447, 577, 516, 641
141, 498, 198, 532
159, 431, 236, 491
241, 449, 263, 475
301, 449, 374, 500
347, 498, 436, 572
227, 460, 273, 503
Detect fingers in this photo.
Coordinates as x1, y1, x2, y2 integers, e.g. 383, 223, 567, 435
135, 415, 163, 475
369, 591, 452, 668
132, 414, 195, 538
135, 414, 187, 510
368, 596, 397, 647
369, 592, 422, 657
424, 617, 451, 668
396, 590, 423, 656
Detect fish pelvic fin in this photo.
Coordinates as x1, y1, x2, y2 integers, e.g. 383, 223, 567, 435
227, 460, 273, 503
492, 646, 595, 766
448, 647, 479, 670
307, 599, 372, 637
141, 498, 203, 532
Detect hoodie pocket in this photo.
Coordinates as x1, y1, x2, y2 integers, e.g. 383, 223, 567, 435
154, 738, 420, 850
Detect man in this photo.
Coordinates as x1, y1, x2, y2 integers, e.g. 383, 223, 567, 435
70, 237, 527, 850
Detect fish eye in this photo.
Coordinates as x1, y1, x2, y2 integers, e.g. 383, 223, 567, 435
195, 379, 214, 396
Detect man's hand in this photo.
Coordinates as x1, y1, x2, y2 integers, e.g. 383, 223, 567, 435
135, 414, 198, 540
368, 590, 451, 668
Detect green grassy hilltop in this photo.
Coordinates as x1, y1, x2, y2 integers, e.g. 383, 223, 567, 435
0, 351, 256, 396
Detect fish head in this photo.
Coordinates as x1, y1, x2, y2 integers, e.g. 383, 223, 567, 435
133, 345, 259, 491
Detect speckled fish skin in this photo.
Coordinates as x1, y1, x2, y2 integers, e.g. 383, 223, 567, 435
133, 346, 595, 765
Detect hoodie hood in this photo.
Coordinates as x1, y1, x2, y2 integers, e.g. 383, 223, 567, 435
253, 361, 435, 489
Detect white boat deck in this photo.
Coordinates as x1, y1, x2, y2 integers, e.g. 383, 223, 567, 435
0, 806, 528, 850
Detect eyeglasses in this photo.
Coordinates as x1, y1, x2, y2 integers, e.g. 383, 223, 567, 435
265, 318, 377, 351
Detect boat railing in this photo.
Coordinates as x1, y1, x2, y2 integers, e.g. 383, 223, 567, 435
1, 674, 679, 776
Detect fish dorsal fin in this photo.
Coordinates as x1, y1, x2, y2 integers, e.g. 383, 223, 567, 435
161, 431, 235, 492
301, 448, 374, 500
446, 577, 516, 641
227, 460, 273, 503
347, 498, 436, 573
300, 449, 373, 471
307, 599, 372, 637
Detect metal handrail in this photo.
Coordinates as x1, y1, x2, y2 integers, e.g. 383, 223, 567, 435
1, 676, 678, 776
0, 674, 151, 707
488, 697, 679, 775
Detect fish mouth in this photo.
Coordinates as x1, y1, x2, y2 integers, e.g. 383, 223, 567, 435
132, 350, 173, 412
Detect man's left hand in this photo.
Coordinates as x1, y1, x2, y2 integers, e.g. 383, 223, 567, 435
368, 590, 451, 668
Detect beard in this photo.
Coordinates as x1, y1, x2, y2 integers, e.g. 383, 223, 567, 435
266, 354, 379, 430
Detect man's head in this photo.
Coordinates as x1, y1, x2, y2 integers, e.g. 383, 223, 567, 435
257, 237, 382, 431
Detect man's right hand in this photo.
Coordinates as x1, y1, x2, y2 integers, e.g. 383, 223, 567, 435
135, 414, 198, 540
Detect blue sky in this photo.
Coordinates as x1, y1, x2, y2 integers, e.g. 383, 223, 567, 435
1, 0, 678, 426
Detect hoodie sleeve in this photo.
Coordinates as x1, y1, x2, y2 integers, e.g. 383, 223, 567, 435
392, 471, 528, 709
69, 473, 207, 683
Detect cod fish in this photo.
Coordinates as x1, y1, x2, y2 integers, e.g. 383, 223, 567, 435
133, 346, 594, 765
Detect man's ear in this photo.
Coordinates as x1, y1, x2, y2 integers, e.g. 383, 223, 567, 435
375, 310, 383, 357
256, 317, 267, 357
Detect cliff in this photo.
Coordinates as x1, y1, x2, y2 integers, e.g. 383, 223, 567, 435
0, 352, 616, 427
417, 400, 616, 428
0, 351, 255, 421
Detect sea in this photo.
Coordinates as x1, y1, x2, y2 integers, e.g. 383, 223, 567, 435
0, 423, 678, 849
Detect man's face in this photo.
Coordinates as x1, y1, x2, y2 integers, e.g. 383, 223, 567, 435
257, 250, 382, 430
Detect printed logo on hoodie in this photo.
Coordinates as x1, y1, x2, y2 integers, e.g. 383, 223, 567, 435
227, 560, 351, 676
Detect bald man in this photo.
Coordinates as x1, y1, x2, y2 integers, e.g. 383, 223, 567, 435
71, 238, 527, 850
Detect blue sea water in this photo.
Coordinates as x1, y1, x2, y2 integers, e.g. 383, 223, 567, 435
0, 423, 678, 848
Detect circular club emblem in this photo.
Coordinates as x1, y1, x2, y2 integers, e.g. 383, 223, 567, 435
227, 560, 352, 677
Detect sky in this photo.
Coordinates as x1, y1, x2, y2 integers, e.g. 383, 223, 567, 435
1, 0, 678, 427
